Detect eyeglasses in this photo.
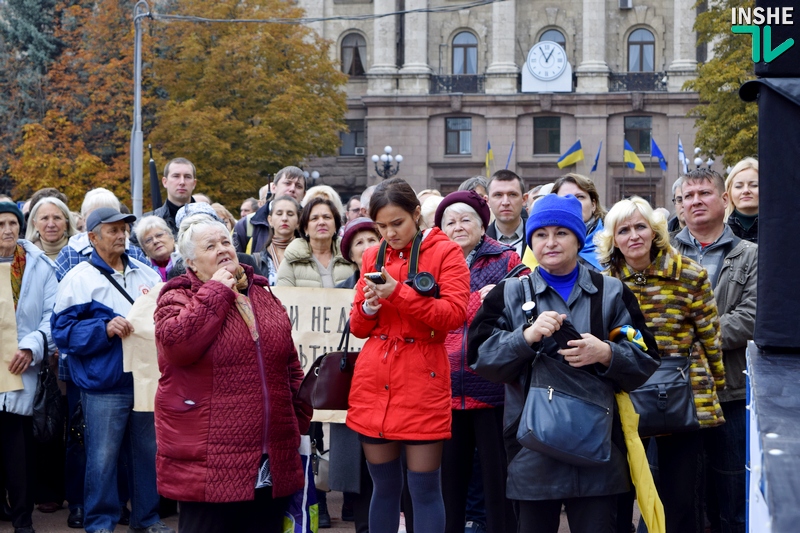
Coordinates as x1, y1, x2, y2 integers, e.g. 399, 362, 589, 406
348, 208, 361, 214
143, 232, 168, 247
672, 196, 683, 205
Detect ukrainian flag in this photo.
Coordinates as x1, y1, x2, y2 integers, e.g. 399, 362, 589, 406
556, 140, 584, 169
623, 140, 645, 173
485, 141, 494, 178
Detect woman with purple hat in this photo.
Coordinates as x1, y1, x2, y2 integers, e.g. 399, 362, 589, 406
468, 194, 659, 533
434, 190, 526, 533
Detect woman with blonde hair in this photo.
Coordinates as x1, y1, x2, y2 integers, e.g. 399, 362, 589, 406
596, 196, 725, 533
26, 197, 78, 261
724, 157, 759, 243
552, 173, 606, 270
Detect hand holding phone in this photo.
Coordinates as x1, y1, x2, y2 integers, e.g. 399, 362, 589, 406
364, 272, 386, 284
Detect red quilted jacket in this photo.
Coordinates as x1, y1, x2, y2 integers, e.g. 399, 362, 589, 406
346, 228, 470, 441
154, 267, 311, 502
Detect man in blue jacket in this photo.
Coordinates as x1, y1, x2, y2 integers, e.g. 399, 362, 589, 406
51, 208, 172, 533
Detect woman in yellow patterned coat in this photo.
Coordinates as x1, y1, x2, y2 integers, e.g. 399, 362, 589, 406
596, 196, 724, 533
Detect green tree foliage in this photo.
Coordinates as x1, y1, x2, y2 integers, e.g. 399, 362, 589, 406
146, 0, 348, 206
685, 0, 758, 166
0, 0, 61, 194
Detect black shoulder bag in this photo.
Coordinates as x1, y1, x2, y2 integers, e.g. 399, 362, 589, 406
296, 321, 358, 410
32, 330, 66, 443
515, 271, 615, 467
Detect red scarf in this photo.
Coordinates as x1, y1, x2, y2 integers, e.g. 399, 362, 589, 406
10, 244, 26, 310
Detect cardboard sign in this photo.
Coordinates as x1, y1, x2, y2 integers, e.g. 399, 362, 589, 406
0, 263, 23, 393
122, 283, 164, 412
270, 286, 362, 424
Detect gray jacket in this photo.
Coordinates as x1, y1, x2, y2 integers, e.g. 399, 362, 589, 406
673, 226, 758, 402
468, 266, 659, 501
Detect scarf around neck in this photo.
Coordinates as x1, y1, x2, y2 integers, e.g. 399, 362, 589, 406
10, 244, 26, 310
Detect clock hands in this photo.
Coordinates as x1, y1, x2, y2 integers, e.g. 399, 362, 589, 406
544, 47, 556, 63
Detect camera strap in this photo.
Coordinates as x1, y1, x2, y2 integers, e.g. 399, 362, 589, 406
374, 230, 424, 277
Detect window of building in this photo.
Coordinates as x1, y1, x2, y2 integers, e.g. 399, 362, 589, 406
539, 29, 566, 51
628, 28, 655, 72
534, 116, 561, 154
340, 119, 365, 156
341, 33, 367, 76
624, 116, 652, 154
452, 32, 478, 75
446, 117, 472, 155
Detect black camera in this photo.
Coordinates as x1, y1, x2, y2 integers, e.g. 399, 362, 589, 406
405, 272, 440, 298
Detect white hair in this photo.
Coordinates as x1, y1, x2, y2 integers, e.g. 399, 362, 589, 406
441, 202, 483, 229
81, 188, 120, 218
360, 185, 376, 212
420, 196, 444, 229
25, 196, 78, 242
176, 214, 230, 261
134, 215, 172, 245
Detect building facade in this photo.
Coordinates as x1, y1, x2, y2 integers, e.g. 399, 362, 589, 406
302, 0, 707, 208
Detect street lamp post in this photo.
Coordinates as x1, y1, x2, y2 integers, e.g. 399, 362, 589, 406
371, 146, 403, 179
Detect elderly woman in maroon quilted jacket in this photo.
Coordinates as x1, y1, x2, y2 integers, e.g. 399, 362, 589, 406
154, 215, 312, 533
434, 190, 527, 533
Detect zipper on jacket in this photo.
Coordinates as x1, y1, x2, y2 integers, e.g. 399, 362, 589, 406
460, 322, 467, 409
254, 333, 270, 455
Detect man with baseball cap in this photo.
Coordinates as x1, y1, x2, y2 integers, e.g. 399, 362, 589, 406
51, 208, 173, 533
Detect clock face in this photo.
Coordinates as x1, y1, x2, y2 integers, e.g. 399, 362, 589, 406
527, 41, 567, 81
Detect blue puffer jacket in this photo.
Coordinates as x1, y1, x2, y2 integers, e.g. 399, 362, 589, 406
0, 240, 58, 416
445, 236, 528, 410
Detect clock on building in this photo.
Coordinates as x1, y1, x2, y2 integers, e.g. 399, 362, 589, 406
521, 40, 572, 93
526, 41, 567, 81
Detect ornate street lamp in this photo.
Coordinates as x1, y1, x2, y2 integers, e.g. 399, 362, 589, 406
371, 146, 403, 179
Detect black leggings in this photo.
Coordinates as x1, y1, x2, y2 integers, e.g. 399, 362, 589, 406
516, 495, 617, 533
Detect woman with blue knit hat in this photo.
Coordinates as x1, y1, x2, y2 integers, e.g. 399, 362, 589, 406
467, 194, 660, 533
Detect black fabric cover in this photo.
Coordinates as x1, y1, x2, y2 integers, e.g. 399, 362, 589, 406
740, 79, 800, 349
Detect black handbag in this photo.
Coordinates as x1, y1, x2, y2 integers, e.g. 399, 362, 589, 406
32, 331, 65, 443
296, 321, 358, 410
514, 272, 615, 467
628, 355, 699, 438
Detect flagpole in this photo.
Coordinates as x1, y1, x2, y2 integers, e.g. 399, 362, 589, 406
648, 155, 653, 205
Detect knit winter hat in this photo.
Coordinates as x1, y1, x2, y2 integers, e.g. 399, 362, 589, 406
434, 190, 491, 229
0, 202, 24, 227
525, 194, 586, 249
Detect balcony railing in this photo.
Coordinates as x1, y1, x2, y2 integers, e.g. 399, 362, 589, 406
430, 75, 485, 94
609, 72, 668, 92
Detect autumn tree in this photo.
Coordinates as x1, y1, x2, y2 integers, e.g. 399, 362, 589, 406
146, 0, 349, 207
685, 0, 758, 166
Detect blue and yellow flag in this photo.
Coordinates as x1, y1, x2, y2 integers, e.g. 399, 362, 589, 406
485, 141, 494, 178
623, 140, 645, 173
556, 140, 584, 169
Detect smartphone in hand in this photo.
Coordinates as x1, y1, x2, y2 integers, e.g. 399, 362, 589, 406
364, 272, 386, 284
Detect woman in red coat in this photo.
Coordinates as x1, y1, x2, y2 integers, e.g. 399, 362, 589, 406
154, 215, 312, 533
347, 178, 470, 533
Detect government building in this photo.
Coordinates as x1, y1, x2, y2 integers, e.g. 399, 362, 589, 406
301, 0, 706, 208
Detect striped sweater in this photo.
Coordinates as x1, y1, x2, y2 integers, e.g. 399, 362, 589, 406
612, 246, 726, 428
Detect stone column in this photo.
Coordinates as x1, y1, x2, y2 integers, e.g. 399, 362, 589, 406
667, 0, 698, 91
399, 0, 431, 94
485, 0, 518, 94
575, 0, 610, 93
368, 0, 398, 94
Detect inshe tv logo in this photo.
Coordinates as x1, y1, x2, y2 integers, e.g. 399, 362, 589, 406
732, 7, 795, 63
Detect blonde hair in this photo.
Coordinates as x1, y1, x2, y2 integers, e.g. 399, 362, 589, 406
724, 157, 759, 219
595, 196, 671, 275
301, 185, 344, 218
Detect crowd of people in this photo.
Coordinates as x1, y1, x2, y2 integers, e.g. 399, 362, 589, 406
0, 155, 759, 533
